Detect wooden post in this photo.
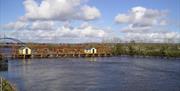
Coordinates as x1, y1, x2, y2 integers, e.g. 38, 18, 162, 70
104, 53, 107, 57
31, 55, 34, 59
23, 55, 25, 59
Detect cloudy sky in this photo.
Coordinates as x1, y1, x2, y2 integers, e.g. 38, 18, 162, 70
0, 0, 180, 43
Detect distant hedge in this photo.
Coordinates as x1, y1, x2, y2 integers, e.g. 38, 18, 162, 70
112, 43, 180, 57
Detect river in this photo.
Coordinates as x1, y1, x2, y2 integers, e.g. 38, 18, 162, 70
0, 57, 180, 91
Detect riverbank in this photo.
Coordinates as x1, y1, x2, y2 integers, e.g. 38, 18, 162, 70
0, 78, 16, 91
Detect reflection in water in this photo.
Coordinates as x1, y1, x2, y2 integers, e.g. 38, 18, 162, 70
22, 59, 31, 73
0, 57, 180, 91
85, 57, 97, 62
22, 59, 31, 65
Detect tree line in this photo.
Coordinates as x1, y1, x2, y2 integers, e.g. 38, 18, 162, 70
112, 42, 180, 58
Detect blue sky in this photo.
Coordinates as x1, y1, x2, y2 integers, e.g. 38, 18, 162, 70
0, 0, 180, 43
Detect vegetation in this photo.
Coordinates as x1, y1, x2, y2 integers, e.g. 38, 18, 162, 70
0, 78, 16, 91
0, 54, 2, 60
112, 42, 180, 58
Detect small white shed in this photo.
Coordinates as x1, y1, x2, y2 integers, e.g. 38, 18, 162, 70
19, 47, 32, 55
84, 48, 97, 54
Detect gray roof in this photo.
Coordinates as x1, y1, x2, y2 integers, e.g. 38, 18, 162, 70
19, 47, 30, 50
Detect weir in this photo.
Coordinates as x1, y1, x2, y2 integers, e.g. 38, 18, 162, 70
0, 37, 112, 59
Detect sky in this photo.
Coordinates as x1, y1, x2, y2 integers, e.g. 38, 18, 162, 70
0, 0, 180, 43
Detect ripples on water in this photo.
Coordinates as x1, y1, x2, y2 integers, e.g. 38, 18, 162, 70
0, 57, 180, 91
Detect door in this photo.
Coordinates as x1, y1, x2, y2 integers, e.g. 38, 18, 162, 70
92, 49, 95, 54
25, 49, 28, 55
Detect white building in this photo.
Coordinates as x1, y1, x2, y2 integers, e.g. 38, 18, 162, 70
84, 48, 97, 54
19, 47, 32, 55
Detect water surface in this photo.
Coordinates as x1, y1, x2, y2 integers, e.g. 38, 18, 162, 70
0, 57, 180, 91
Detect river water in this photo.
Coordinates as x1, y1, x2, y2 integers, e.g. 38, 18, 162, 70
0, 57, 180, 91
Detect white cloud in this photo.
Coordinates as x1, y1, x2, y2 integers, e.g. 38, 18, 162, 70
80, 5, 101, 20
2, 21, 28, 30
54, 23, 109, 38
2, 23, 110, 43
123, 32, 180, 43
31, 21, 55, 30
114, 6, 180, 43
2, 20, 55, 31
114, 14, 131, 24
115, 6, 167, 27
1, 0, 104, 43
23, 0, 101, 21
2, 4, 179, 43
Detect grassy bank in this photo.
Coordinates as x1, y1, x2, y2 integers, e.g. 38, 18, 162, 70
0, 78, 16, 91
112, 43, 180, 58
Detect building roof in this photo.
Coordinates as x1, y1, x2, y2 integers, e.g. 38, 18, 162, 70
19, 46, 30, 50
84, 48, 96, 50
